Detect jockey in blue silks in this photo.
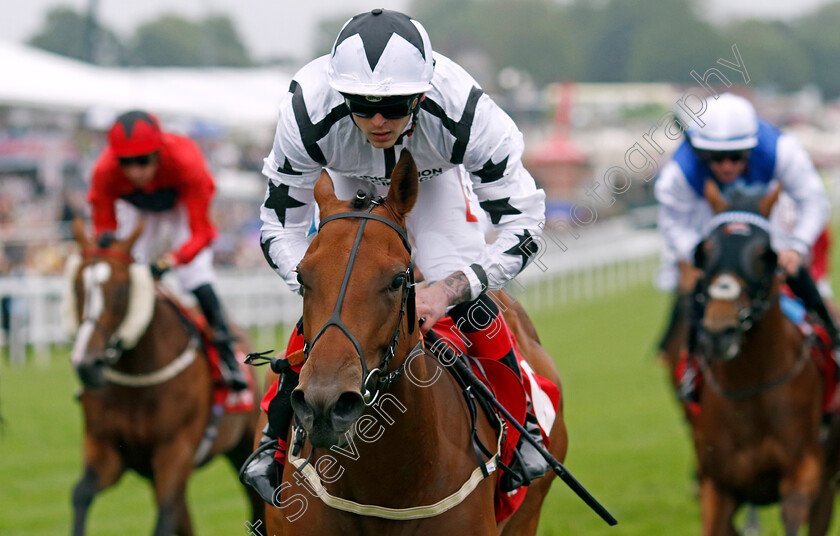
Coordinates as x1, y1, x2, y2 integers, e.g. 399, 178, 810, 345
654, 92, 837, 401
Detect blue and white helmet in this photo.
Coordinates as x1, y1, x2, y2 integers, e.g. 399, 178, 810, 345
327, 9, 435, 97
687, 93, 759, 151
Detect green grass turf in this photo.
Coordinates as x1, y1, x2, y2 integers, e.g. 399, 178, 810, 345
2, 276, 839, 534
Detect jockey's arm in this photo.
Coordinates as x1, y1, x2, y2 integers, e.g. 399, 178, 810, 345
172, 168, 217, 265
773, 134, 830, 272
456, 93, 546, 301
88, 165, 119, 237
259, 152, 320, 294
654, 161, 705, 265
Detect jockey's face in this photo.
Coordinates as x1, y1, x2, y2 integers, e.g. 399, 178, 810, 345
118, 152, 159, 188
346, 94, 424, 149
351, 113, 413, 149
699, 149, 749, 184
708, 158, 747, 184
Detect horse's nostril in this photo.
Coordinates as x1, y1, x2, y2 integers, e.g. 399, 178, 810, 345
76, 361, 106, 389
290, 389, 314, 428
331, 391, 365, 429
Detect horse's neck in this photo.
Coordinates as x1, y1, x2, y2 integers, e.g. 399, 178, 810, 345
116, 297, 192, 374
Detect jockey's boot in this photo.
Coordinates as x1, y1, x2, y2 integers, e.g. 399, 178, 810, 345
500, 412, 550, 492
678, 353, 700, 404
448, 295, 550, 491
240, 366, 299, 504
193, 284, 249, 391
787, 266, 840, 363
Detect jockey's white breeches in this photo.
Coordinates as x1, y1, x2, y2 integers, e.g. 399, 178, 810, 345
113, 200, 215, 292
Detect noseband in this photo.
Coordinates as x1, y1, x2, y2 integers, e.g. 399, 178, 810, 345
305, 196, 417, 406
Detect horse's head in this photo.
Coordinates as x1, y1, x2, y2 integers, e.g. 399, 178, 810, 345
693, 181, 780, 360
291, 151, 420, 448
65, 219, 154, 388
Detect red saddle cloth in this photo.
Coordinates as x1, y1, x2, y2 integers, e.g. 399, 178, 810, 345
431, 318, 561, 523
162, 291, 256, 413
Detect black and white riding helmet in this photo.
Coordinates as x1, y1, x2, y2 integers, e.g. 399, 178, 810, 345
328, 9, 435, 97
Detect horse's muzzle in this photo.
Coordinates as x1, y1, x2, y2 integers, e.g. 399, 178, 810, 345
75, 360, 107, 389
290, 388, 366, 448
698, 326, 743, 361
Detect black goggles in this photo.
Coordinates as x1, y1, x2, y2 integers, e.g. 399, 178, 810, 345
343, 93, 421, 120
117, 153, 156, 167
697, 149, 750, 164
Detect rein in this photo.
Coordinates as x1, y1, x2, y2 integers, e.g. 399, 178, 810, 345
306, 199, 416, 406
698, 339, 813, 400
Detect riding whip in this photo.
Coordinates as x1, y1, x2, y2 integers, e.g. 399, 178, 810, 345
424, 330, 618, 526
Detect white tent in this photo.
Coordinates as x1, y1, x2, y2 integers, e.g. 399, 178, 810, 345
0, 41, 292, 130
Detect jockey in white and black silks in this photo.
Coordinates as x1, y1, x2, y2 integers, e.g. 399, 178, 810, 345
654, 93, 836, 401
241, 9, 549, 501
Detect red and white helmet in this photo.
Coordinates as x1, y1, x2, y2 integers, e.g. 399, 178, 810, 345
107, 110, 162, 157
328, 9, 434, 97
687, 93, 759, 151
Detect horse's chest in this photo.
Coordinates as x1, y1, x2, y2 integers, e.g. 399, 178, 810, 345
697, 402, 819, 491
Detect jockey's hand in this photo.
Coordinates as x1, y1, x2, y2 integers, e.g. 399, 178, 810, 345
777, 249, 802, 276
150, 254, 177, 279
415, 271, 472, 334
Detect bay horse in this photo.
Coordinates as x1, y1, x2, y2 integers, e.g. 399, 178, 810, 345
67, 219, 263, 535
674, 181, 840, 535
262, 150, 567, 535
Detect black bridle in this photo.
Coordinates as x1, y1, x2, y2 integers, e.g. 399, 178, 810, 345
305, 197, 417, 406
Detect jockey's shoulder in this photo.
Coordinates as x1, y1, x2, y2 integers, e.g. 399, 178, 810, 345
423, 53, 488, 114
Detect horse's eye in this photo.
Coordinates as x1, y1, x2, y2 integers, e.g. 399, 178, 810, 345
390, 274, 406, 290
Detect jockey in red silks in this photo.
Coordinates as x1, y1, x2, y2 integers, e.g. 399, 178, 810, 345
653, 93, 838, 403
241, 9, 549, 503
88, 110, 248, 390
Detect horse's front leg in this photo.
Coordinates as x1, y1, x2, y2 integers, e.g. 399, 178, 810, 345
780, 452, 821, 536
71, 436, 125, 536
807, 479, 836, 536
151, 434, 198, 536
699, 477, 739, 536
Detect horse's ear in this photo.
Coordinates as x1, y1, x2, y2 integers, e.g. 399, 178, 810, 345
116, 222, 143, 257
71, 217, 93, 249
703, 179, 729, 214
314, 170, 342, 217
758, 184, 782, 218
385, 150, 418, 219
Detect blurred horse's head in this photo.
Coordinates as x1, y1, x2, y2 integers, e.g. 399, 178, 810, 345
66, 220, 153, 388
693, 181, 781, 360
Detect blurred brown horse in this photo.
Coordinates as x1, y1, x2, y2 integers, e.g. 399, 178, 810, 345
262, 151, 567, 535
68, 220, 263, 535
664, 182, 840, 535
